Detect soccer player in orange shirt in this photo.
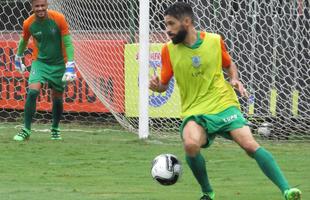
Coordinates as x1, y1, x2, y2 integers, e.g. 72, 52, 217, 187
14, 0, 76, 141
149, 2, 301, 200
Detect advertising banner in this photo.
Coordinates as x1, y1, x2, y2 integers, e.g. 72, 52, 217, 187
0, 40, 125, 113
125, 43, 181, 118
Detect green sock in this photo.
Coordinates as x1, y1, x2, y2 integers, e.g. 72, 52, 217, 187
253, 147, 290, 193
52, 97, 63, 129
24, 89, 39, 130
186, 152, 213, 194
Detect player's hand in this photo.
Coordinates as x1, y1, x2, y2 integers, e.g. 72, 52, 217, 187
230, 79, 248, 97
149, 75, 161, 92
14, 55, 26, 74
62, 61, 77, 82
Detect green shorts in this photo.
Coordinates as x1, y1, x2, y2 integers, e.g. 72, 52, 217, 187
180, 106, 248, 148
29, 60, 66, 92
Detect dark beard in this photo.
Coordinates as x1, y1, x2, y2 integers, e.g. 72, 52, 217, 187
171, 28, 187, 44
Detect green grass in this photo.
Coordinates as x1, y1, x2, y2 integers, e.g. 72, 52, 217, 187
0, 123, 309, 200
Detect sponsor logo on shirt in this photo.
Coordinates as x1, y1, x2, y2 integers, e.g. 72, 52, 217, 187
33, 31, 42, 36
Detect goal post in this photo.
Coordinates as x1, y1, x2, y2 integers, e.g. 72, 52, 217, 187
138, 0, 150, 139
0, 0, 309, 140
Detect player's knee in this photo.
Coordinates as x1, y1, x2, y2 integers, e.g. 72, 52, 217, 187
184, 142, 200, 157
52, 90, 63, 99
27, 89, 40, 99
241, 141, 260, 154
29, 82, 42, 90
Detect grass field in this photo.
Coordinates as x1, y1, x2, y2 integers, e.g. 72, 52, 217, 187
0, 123, 309, 200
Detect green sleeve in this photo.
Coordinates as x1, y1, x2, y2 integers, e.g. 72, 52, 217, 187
17, 37, 28, 56
63, 35, 74, 62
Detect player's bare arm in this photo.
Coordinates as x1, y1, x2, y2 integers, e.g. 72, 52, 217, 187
225, 61, 248, 97
149, 75, 169, 93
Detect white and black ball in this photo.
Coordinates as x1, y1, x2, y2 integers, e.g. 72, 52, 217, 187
151, 154, 182, 186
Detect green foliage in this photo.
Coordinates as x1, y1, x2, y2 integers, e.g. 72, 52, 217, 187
0, 124, 309, 200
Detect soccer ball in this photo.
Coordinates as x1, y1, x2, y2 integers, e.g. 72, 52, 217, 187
257, 122, 273, 137
151, 153, 182, 186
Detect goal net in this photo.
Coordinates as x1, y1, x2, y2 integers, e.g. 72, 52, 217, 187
1, 0, 309, 139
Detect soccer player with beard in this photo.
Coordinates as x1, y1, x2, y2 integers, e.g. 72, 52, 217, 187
149, 2, 301, 200
13, 0, 76, 141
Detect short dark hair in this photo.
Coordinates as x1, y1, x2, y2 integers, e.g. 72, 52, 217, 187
30, 0, 47, 4
164, 2, 195, 22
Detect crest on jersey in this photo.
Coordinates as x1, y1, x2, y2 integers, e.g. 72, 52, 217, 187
50, 28, 57, 34
192, 56, 201, 68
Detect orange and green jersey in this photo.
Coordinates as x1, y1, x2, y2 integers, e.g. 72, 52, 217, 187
161, 32, 240, 118
19, 10, 73, 65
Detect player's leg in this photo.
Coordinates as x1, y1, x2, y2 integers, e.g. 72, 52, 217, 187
46, 63, 66, 140
14, 60, 47, 141
182, 119, 215, 200
230, 126, 301, 199
50, 89, 63, 140
13, 82, 41, 141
